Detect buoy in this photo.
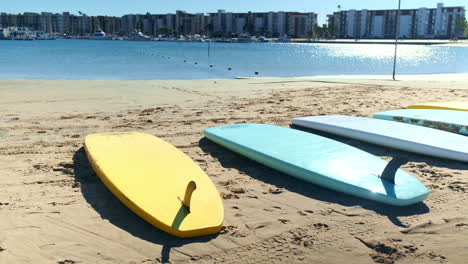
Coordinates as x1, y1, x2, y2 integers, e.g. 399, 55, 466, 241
195, 62, 198, 64
184, 60, 186, 62
210, 65, 213, 67
255, 72, 259, 75
228, 67, 232, 71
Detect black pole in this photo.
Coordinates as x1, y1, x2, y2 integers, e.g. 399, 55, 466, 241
392, 0, 401, 80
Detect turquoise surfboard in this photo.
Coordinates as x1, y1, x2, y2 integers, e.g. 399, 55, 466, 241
204, 123, 428, 206
374, 109, 468, 136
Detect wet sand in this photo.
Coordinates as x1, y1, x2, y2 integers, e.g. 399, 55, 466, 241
1, 76, 468, 264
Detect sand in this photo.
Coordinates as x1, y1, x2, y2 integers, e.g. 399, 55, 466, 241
1, 76, 468, 264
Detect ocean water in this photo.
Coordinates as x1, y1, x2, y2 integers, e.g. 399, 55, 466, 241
0, 39, 467, 80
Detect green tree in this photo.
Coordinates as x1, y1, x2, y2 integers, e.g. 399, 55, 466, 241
464, 20, 468, 39
454, 17, 466, 39
158, 26, 173, 36
243, 12, 255, 35
328, 24, 337, 39
205, 23, 214, 36
212, 31, 223, 38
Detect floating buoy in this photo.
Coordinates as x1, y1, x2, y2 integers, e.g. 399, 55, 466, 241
194, 62, 198, 64
210, 65, 213, 67
228, 67, 232, 71
255, 72, 259, 75
184, 60, 187, 62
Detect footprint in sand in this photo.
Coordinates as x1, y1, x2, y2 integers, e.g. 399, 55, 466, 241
220, 225, 248, 237
221, 192, 239, 200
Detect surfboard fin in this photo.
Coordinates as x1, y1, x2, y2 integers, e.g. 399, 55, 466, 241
181, 181, 197, 213
380, 157, 408, 184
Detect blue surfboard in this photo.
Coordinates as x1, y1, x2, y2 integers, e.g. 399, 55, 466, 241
374, 109, 468, 136
204, 123, 428, 206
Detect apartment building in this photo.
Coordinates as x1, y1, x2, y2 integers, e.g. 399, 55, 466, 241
328, 3, 466, 39
208, 10, 317, 37
0, 10, 315, 37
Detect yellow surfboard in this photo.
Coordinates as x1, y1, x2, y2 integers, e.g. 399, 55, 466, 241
84, 132, 223, 238
408, 101, 468, 112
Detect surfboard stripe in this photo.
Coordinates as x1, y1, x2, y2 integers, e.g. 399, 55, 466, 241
374, 109, 468, 136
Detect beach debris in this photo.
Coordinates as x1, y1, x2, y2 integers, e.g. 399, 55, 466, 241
268, 188, 284, 194
52, 162, 74, 176
219, 179, 236, 186
57, 260, 76, 264
313, 223, 329, 230
298, 210, 314, 216
221, 192, 239, 199
230, 187, 246, 194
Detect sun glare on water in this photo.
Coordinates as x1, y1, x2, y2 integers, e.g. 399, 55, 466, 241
319, 44, 445, 64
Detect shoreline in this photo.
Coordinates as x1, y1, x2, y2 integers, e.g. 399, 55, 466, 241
1, 72, 468, 82
1, 77, 468, 263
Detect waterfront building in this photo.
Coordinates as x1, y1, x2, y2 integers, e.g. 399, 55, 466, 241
7, 27, 35, 40
287, 12, 317, 38
328, 3, 466, 39
0, 4, 464, 39
208, 10, 317, 37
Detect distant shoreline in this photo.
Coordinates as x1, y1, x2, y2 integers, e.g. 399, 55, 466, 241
292, 39, 468, 46
2, 38, 468, 46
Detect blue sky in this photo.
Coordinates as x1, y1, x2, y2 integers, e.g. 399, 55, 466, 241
2, 1, 466, 23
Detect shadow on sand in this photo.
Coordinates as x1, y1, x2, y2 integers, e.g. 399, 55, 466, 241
72, 148, 218, 263
198, 137, 431, 228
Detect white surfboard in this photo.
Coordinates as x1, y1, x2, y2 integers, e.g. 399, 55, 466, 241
292, 116, 468, 163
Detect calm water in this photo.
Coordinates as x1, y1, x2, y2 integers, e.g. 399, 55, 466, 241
0, 39, 467, 80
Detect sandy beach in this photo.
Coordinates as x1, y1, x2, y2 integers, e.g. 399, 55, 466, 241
1, 76, 468, 264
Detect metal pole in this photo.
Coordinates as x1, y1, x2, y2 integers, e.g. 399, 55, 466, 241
392, 0, 401, 80
208, 40, 211, 58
